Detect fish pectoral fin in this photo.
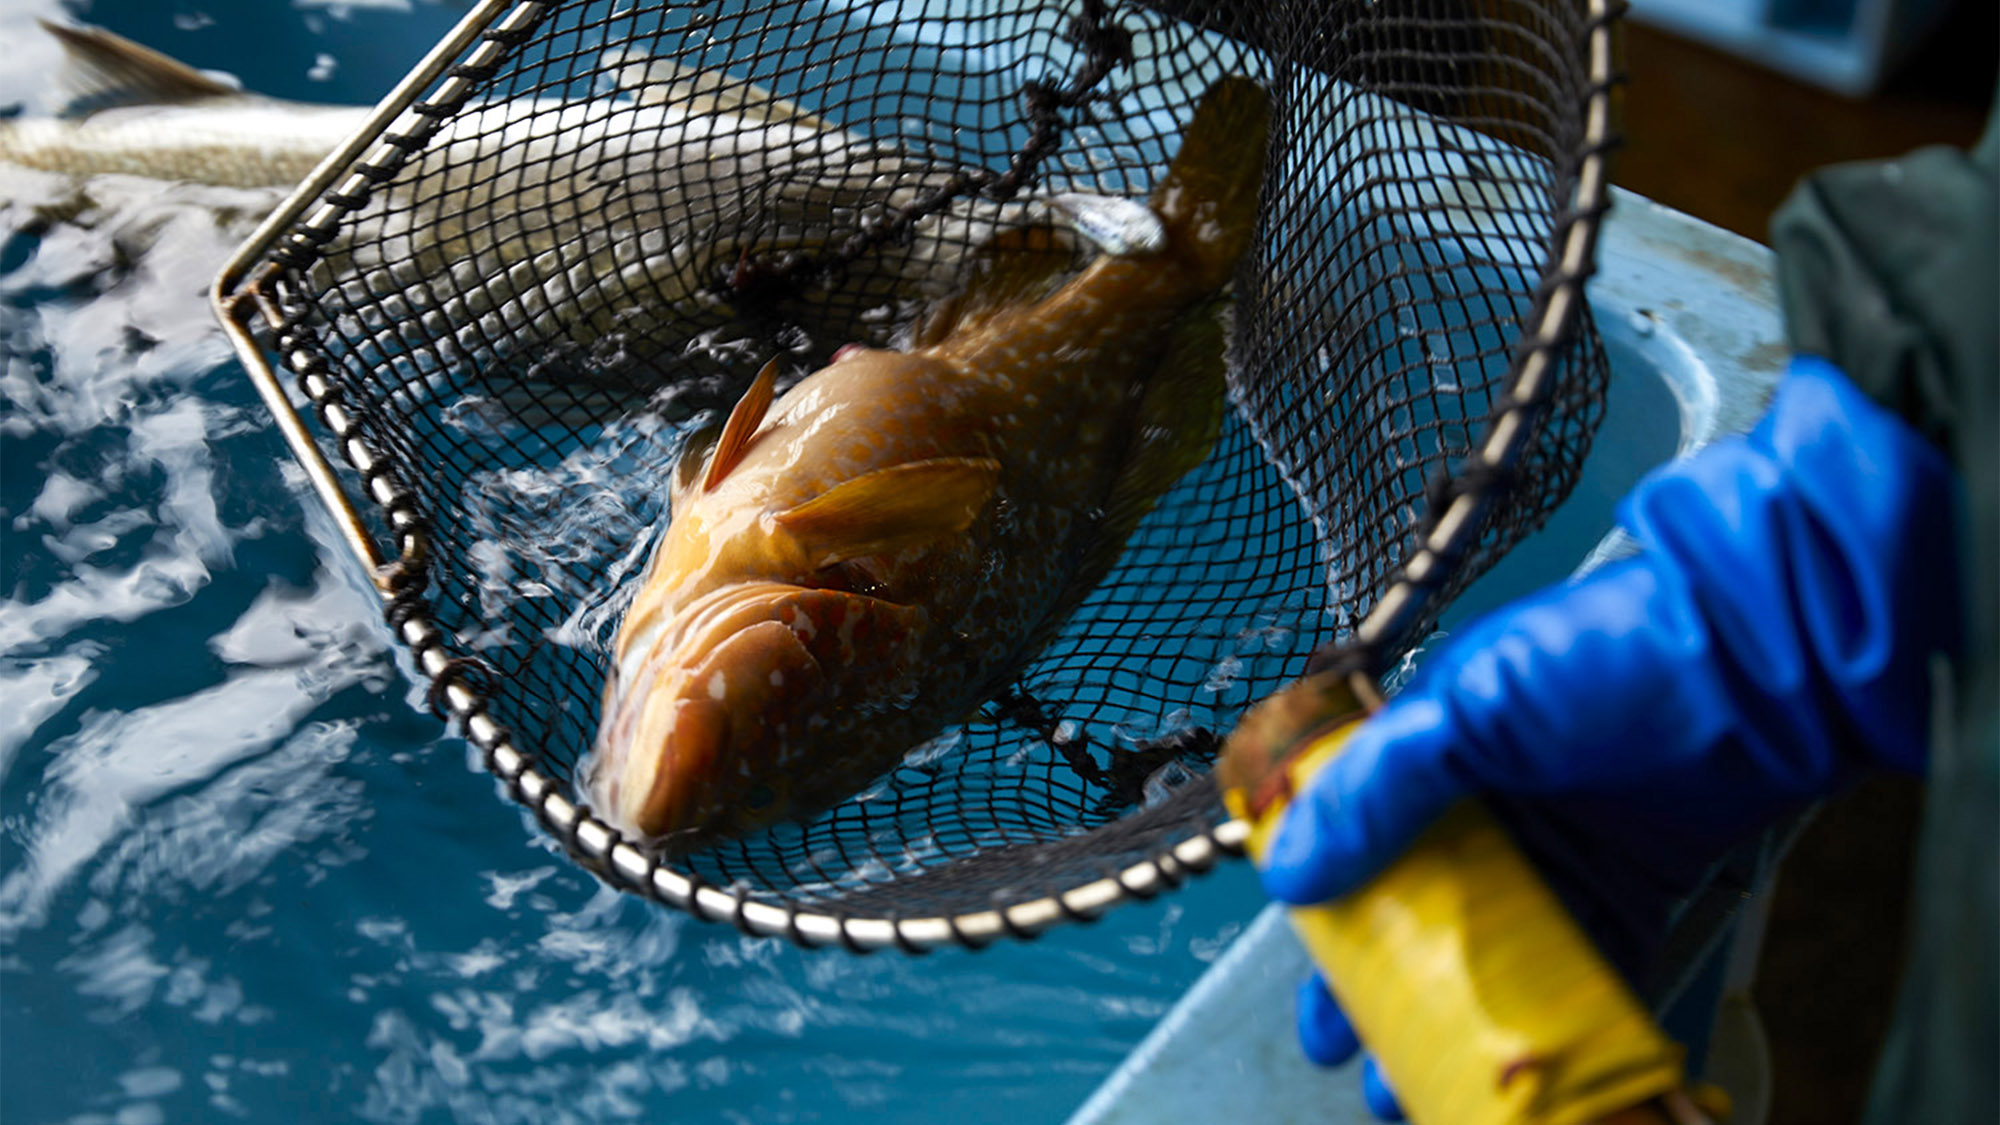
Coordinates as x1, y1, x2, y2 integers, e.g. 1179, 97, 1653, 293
774, 457, 1002, 566
41, 20, 241, 116
908, 224, 1080, 349
704, 357, 780, 492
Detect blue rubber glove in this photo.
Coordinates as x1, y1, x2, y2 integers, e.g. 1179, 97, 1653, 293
1263, 357, 1961, 1098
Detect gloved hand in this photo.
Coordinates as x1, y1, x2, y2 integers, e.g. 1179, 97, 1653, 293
1260, 357, 1961, 1107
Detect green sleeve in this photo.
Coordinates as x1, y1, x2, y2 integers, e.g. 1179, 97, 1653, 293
1769, 119, 1995, 453
1770, 107, 1998, 1125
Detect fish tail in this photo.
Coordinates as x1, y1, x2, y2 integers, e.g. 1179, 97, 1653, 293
39, 20, 238, 116
1150, 76, 1273, 290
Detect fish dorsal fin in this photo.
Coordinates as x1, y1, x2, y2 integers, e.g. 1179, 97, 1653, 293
601, 49, 830, 132
671, 421, 722, 509
774, 457, 1002, 567
40, 20, 241, 116
908, 223, 1080, 349
704, 357, 780, 493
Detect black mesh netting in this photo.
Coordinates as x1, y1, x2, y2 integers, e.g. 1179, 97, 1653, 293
249, 0, 1615, 930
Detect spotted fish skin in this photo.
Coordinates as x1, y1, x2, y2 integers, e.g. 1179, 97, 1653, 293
590, 77, 1273, 851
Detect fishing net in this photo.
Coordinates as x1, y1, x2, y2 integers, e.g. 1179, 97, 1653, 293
218, 0, 1620, 948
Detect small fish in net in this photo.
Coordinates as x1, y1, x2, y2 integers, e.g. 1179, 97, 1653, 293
315, 54, 1049, 423
590, 76, 1273, 855
6, 23, 1021, 367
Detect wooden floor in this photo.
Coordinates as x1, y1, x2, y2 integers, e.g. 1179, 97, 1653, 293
1611, 11, 1991, 1124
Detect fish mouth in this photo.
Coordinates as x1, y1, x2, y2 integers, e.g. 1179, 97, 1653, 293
592, 580, 934, 850
590, 636, 737, 844
591, 582, 835, 845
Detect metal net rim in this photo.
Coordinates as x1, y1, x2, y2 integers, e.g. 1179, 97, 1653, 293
213, 0, 1626, 952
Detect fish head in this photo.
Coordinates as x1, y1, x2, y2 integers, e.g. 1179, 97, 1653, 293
591, 583, 825, 846
590, 581, 929, 849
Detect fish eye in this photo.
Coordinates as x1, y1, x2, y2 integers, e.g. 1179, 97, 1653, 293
744, 782, 776, 810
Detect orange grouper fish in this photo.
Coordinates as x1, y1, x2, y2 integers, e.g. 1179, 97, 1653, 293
588, 76, 1272, 851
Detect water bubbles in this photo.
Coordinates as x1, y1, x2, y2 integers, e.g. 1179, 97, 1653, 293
1426, 330, 1454, 364
438, 395, 525, 444
1231, 613, 1295, 657
1201, 654, 1242, 695
1140, 759, 1198, 809
770, 323, 814, 355
900, 727, 963, 770
1384, 628, 1447, 692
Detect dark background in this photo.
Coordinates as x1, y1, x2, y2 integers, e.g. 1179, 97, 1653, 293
1617, 7, 1994, 239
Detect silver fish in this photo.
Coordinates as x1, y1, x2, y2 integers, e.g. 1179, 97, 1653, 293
5, 22, 1047, 398
0, 22, 367, 188
326, 64, 1019, 387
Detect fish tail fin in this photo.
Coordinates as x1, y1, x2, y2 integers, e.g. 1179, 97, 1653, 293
1150, 76, 1273, 290
39, 20, 239, 117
